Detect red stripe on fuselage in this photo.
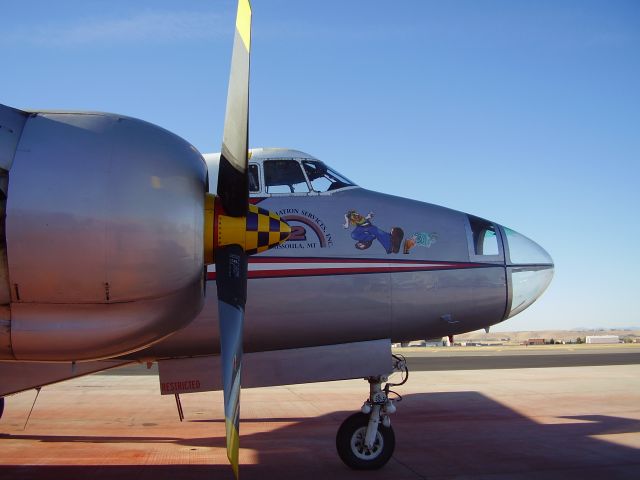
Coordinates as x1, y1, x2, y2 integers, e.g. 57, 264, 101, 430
248, 256, 481, 265
206, 257, 495, 280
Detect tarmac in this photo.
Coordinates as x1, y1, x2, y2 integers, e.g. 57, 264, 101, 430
401, 344, 640, 371
1, 348, 639, 479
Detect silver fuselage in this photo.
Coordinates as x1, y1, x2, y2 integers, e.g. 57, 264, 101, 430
0, 104, 552, 366
136, 150, 553, 360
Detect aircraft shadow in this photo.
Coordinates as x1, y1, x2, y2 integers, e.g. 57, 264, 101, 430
1, 391, 639, 479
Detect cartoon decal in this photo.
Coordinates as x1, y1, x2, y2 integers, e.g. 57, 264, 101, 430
403, 232, 438, 254
343, 210, 404, 254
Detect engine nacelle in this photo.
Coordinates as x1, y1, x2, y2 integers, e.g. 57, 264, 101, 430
0, 105, 207, 361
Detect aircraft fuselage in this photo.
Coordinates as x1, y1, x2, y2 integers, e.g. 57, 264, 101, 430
136, 149, 553, 360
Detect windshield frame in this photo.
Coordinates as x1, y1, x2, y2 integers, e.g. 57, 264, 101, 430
252, 157, 358, 197
301, 159, 356, 194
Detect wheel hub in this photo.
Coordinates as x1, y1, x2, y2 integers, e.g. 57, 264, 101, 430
351, 426, 384, 460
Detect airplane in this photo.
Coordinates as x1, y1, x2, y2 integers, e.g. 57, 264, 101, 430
0, 0, 553, 475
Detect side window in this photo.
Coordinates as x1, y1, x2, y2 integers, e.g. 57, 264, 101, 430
248, 164, 260, 193
468, 216, 499, 256
264, 160, 310, 194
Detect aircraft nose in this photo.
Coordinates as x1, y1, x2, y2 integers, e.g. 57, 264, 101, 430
502, 228, 554, 318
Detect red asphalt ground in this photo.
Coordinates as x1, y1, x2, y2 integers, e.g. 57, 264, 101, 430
1, 365, 639, 480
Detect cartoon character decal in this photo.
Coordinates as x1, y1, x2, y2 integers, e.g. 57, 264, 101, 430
343, 210, 404, 254
403, 231, 438, 254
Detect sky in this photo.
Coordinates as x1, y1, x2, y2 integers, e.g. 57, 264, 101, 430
2, 0, 639, 331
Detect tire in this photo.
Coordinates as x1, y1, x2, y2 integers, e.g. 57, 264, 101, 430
336, 412, 395, 470
0, 397, 4, 420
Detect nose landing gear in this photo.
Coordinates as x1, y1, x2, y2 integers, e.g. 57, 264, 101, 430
336, 354, 408, 470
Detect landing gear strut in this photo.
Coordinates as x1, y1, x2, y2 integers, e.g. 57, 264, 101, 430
336, 354, 408, 470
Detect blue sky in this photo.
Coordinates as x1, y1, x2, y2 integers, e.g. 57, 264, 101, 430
2, 1, 639, 331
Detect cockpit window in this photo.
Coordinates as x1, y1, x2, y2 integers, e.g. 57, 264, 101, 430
302, 160, 355, 192
264, 160, 310, 194
249, 164, 260, 192
468, 216, 500, 256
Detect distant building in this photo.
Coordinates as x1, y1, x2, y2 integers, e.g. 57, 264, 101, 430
527, 338, 545, 345
586, 335, 619, 344
394, 338, 448, 347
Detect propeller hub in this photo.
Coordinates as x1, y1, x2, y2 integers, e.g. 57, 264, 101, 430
204, 194, 291, 263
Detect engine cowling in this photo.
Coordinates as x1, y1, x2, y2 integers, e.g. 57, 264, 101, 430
0, 105, 207, 361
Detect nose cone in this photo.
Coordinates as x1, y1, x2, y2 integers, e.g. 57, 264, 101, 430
503, 228, 554, 318
504, 227, 553, 265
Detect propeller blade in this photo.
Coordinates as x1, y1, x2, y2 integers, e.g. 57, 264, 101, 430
217, 0, 252, 218
210, 1, 289, 476
215, 1, 252, 477
216, 245, 246, 479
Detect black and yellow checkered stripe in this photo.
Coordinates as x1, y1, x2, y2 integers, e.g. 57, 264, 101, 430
213, 202, 290, 257
244, 204, 290, 255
